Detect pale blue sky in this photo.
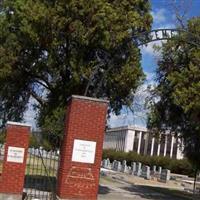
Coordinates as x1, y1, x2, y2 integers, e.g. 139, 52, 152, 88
109, 0, 200, 128
24, 0, 200, 129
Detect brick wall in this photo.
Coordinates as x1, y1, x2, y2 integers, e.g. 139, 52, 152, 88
57, 95, 108, 200
0, 122, 30, 195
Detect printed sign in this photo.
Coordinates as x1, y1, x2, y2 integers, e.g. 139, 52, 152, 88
72, 139, 96, 164
7, 146, 25, 163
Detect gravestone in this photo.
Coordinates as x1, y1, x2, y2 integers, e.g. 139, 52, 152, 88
153, 165, 156, 173
158, 166, 162, 174
135, 162, 142, 176
102, 159, 108, 168
106, 158, 111, 169
116, 161, 122, 172
141, 165, 151, 180
121, 160, 128, 173
127, 166, 131, 174
160, 169, 171, 183
112, 160, 117, 170
131, 162, 137, 175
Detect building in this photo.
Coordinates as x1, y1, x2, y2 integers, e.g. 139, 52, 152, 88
103, 125, 184, 159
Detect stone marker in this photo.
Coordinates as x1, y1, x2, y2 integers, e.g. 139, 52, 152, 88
106, 158, 111, 169
135, 162, 142, 176
112, 160, 117, 170
121, 160, 128, 173
116, 161, 122, 172
160, 169, 171, 183
153, 165, 157, 173
141, 165, 151, 180
131, 162, 137, 175
102, 159, 108, 168
158, 166, 162, 174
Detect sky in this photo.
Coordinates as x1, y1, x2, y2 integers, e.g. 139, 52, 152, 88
108, 0, 200, 128
23, 0, 200, 130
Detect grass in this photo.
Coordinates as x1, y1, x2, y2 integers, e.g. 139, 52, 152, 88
26, 153, 59, 177
0, 153, 58, 177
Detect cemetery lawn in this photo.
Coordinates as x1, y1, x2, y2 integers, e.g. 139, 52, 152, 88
25, 154, 58, 177
99, 172, 199, 200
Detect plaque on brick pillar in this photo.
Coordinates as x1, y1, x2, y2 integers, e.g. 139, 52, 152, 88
7, 146, 25, 163
72, 139, 96, 164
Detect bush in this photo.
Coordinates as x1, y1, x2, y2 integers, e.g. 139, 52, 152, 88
102, 149, 194, 176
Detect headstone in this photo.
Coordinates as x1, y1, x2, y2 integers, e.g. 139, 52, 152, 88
131, 162, 137, 175
153, 165, 156, 173
135, 162, 142, 176
112, 160, 121, 171
158, 166, 162, 174
106, 158, 111, 169
116, 161, 122, 172
127, 166, 131, 174
160, 169, 171, 183
112, 160, 117, 170
141, 165, 151, 180
102, 159, 108, 168
121, 160, 128, 173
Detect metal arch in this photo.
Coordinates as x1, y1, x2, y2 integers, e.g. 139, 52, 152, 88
133, 28, 200, 47
84, 28, 200, 97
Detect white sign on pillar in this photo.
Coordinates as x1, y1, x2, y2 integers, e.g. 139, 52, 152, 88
72, 139, 96, 164
7, 146, 25, 163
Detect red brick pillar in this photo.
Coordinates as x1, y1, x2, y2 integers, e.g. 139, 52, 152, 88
57, 95, 108, 200
0, 122, 30, 200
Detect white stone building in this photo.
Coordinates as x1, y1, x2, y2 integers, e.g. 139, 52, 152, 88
103, 126, 184, 159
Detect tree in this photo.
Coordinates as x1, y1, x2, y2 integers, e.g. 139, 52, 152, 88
147, 17, 200, 171
0, 0, 152, 135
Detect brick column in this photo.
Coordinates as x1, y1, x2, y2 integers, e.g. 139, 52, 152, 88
57, 95, 108, 200
0, 122, 30, 200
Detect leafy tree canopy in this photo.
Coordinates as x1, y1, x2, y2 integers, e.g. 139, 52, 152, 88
0, 0, 152, 135
147, 17, 200, 168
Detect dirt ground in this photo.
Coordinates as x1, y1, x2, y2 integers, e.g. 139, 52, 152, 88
98, 170, 199, 200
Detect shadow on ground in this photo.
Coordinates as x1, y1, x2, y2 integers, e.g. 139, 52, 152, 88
24, 175, 56, 191
98, 176, 199, 200
98, 185, 111, 195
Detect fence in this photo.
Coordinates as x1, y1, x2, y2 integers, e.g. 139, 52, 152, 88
24, 133, 61, 200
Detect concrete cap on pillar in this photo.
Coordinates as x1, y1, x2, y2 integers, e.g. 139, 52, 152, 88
7, 121, 32, 128
68, 95, 109, 104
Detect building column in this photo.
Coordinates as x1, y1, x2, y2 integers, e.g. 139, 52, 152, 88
157, 140, 161, 156
170, 135, 174, 158
150, 137, 155, 156
124, 130, 135, 152
144, 132, 149, 155
164, 135, 167, 157
137, 131, 142, 154
132, 130, 136, 151
176, 137, 184, 159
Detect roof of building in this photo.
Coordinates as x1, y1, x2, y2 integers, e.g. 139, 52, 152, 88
106, 125, 148, 133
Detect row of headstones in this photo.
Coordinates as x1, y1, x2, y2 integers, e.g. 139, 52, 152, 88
101, 158, 170, 183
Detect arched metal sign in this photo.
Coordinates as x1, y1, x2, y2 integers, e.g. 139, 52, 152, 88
133, 28, 200, 47
84, 28, 200, 96
133, 29, 180, 46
